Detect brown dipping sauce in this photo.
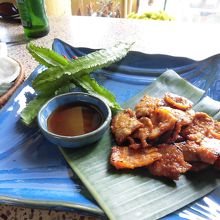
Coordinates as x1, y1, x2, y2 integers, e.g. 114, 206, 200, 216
47, 102, 104, 136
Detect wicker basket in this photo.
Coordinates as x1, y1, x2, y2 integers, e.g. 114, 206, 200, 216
0, 59, 25, 107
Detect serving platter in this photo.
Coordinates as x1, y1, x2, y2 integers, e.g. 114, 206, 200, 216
0, 38, 220, 219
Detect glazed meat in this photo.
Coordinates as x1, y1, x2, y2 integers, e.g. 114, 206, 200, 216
148, 107, 177, 140
197, 138, 220, 164
135, 95, 164, 118
161, 107, 195, 143
164, 93, 193, 110
110, 93, 220, 181
148, 144, 192, 180
111, 109, 143, 145
181, 112, 214, 143
209, 120, 220, 139
131, 117, 153, 149
176, 141, 200, 162
110, 146, 162, 169
190, 162, 210, 172
176, 138, 220, 164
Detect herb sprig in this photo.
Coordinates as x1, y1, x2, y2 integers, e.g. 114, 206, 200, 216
21, 42, 133, 125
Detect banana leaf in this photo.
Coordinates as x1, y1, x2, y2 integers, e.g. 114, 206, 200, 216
60, 70, 220, 220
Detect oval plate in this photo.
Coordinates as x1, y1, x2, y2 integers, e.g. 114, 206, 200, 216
0, 38, 219, 219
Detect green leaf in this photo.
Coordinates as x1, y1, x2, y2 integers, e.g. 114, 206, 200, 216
27, 42, 69, 67
20, 95, 51, 125
54, 82, 76, 95
21, 82, 78, 125
193, 96, 220, 115
21, 74, 121, 125
23, 42, 130, 124
214, 111, 220, 120
60, 70, 220, 220
32, 42, 133, 91
75, 75, 121, 110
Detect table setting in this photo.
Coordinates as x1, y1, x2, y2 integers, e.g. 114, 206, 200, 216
1, 15, 220, 219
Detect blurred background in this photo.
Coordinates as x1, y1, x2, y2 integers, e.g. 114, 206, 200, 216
1, 0, 220, 23
44, 0, 220, 23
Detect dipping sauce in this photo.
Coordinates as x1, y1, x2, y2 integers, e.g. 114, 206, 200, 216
47, 102, 104, 136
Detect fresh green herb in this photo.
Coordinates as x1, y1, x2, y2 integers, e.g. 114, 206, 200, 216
75, 75, 121, 110
21, 95, 51, 125
32, 42, 133, 92
54, 82, 76, 96
21, 42, 132, 125
28, 42, 69, 67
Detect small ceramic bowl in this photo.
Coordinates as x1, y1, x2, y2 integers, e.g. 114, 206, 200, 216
38, 92, 112, 148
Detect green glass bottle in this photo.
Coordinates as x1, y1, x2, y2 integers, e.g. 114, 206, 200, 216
16, 0, 49, 38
